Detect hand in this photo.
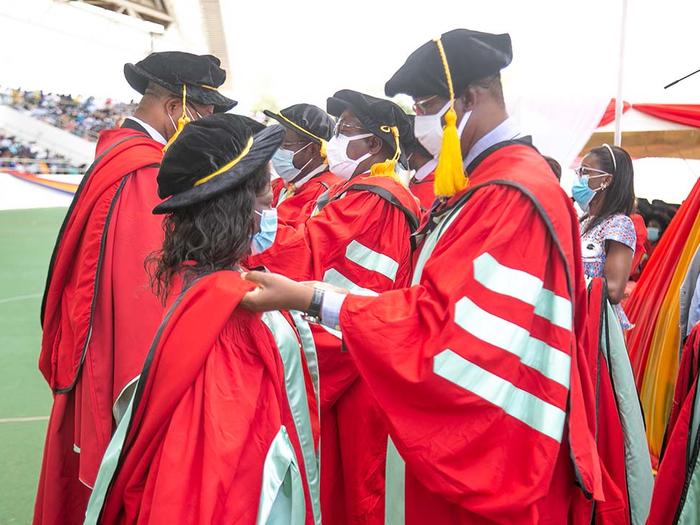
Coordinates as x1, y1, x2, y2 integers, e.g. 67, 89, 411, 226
241, 271, 315, 312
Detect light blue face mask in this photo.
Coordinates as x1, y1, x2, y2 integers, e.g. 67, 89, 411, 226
571, 176, 597, 212
647, 226, 660, 242
251, 208, 278, 254
271, 143, 313, 182
572, 173, 609, 212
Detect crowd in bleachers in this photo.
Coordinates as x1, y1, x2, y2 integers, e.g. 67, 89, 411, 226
0, 130, 85, 174
1, 87, 135, 141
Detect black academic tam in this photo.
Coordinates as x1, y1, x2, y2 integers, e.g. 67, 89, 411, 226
124, 51, 237, 113
153, 114, 283, 214
327, 89, 412, 166
385, 28, 512, 99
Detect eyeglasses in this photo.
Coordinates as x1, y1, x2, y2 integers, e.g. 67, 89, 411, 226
333, 120, 367, 137
574, 166, 612, 179
412, 95, 448, 116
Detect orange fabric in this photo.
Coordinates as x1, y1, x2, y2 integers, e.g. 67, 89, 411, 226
626, 177, 700, 384
647, 325, 700, 524
626, 175, 700, 459
7, 171, 79, 194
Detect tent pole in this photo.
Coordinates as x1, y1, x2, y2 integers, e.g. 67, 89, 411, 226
614, 0, 629, 147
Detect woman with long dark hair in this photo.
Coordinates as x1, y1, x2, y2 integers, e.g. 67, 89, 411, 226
84, 115, 317, 525
573, 143, 637, 328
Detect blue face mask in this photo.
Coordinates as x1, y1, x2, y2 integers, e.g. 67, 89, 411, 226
251, 208, 278, 254
571, 175, 598, 212
271, 143, 313, 182
647, 226, 660, 242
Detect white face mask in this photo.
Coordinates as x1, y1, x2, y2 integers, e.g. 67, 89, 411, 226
413, 100, 471, 158
326, 133, 373, 180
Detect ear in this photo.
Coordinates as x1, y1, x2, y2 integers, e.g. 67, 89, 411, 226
458, 87, 475, 111
368, 135, 384, 155
165, 96, 180, 115
601, 174, 613, 189
308, 141, 322, 159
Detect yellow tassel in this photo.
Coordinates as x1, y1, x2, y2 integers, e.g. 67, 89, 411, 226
319, 140, 327, 160
434, 107, 467, 197
432, 37, 468, 198
162, 85, 191, 153
370, 126, 402, 183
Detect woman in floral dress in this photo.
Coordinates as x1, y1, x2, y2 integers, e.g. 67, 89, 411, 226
573, 144, 636, 328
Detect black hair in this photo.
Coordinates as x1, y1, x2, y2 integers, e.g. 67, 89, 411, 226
582, 145, 635, 233
468, 73, 505, 107
147, 167, 269, 303
543, 156, 562, 180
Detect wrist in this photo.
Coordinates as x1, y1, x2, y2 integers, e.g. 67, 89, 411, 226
303, 286, 324, 321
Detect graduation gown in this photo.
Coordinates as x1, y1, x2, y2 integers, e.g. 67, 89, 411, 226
408, 171, 435, 211
84, 271, 320, 525
586, 279, 653, 525
34, 126, 164, 525
250, 173, 420, 524
335, 142, 604, 524
274, 170, 342, 227
647, 324, 700, 525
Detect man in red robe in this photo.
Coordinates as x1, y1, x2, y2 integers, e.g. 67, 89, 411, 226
266, 104, 340, 226
34, 52, 236, 525
242, 29, 606, 523
249, 90, 420, 524
406, 116, 437, 211
84, 117, 318, 524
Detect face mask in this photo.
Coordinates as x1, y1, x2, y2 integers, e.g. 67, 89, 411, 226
414, 101, 471, 158
571, 176, 600, 212
326, 133, 373, 180
647, 226, 660, 242
168, 112, 178, 133
251, 208, 278, 254
271, 143, 313, 182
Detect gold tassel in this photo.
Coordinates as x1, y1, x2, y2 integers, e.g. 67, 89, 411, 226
319, 139, 327, 161
162, 85, 191, 153
432, 37, 468, 197
370, 126, 402, 183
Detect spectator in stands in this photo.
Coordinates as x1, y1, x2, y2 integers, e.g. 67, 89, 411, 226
643, 212, 669, 260
0, 130, 82, 173
2, 87, 136, 141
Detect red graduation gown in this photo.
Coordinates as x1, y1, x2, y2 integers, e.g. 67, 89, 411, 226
272, 177, 285, 205
34, 128, 164, 525
408, 171, 435, 211
250, 173, 420, 524
95, 271, 316, 524
274, 170, 342, 227
647, 324, 700, 524
337, 143, 603, 524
